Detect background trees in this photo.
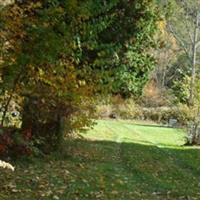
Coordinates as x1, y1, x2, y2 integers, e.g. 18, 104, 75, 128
166, 0, 200, 105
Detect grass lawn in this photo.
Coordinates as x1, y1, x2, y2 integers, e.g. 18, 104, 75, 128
83, 120, 186, 146
1, 120, 200, 200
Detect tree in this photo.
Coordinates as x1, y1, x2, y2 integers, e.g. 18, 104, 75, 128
0, 0, 159, 151
186, 79, 200, 145
166, 0, 200, 105
165, 54, 191, 103
152, 18, 177, 87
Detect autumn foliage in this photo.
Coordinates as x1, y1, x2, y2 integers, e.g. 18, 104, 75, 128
0, 0, 159, 154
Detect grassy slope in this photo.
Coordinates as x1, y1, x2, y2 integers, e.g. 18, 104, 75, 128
0, 120, 200, 200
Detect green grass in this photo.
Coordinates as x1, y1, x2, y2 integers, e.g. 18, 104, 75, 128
1, 120, 200, 200
83, 120, 186, 146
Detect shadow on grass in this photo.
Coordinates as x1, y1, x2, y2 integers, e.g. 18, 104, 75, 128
60, 138, 200, 199
65, 138, 200, 164
1, 139, 200, 200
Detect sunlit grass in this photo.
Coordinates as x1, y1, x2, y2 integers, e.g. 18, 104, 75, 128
83, 120, 186, 147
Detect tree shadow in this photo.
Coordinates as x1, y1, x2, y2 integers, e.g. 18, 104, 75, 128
1, 138, 200, 200
62, 138, 200, 199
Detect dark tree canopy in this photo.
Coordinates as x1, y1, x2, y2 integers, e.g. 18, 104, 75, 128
0, 0, 159, 150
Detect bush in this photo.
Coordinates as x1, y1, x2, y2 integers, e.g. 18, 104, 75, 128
96, 97, 143, 120
142, 105, 191, 125
96, 97, 192, 126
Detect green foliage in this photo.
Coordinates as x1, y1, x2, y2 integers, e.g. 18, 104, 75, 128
165, 54, 191, 103
0, 0, 159, 151
171, 76, 190, 103
112, 50, 155, 98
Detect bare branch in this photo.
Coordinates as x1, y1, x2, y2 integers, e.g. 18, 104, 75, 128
184, 8, 194, 43
167, 23, 192, 63
196, 40, 200, 48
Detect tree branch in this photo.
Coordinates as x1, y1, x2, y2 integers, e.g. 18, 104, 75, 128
167, 23, 192, 63
196, 40, 200, 48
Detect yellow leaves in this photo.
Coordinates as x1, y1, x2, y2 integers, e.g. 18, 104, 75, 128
1, 3, 25, 56
156, 19, 178, 50
38, 68, 44, 76
30, 2, 42, 9
157, 20, 166, 34
0, 0, 14, 7
8, 4, 23, 18
24, 2, 43, 12
78, 80, 86, 86
68, 65, 75, 70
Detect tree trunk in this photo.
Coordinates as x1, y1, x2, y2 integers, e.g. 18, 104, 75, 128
21, 97, 66, 152
189, 12, 199, 106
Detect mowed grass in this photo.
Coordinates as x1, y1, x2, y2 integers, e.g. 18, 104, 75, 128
83, 120, 186, 146
1, 120, 200, 200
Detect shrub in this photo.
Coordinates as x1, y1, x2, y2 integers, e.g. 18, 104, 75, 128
142, 105, 192, 125
96, 97, 192, 126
